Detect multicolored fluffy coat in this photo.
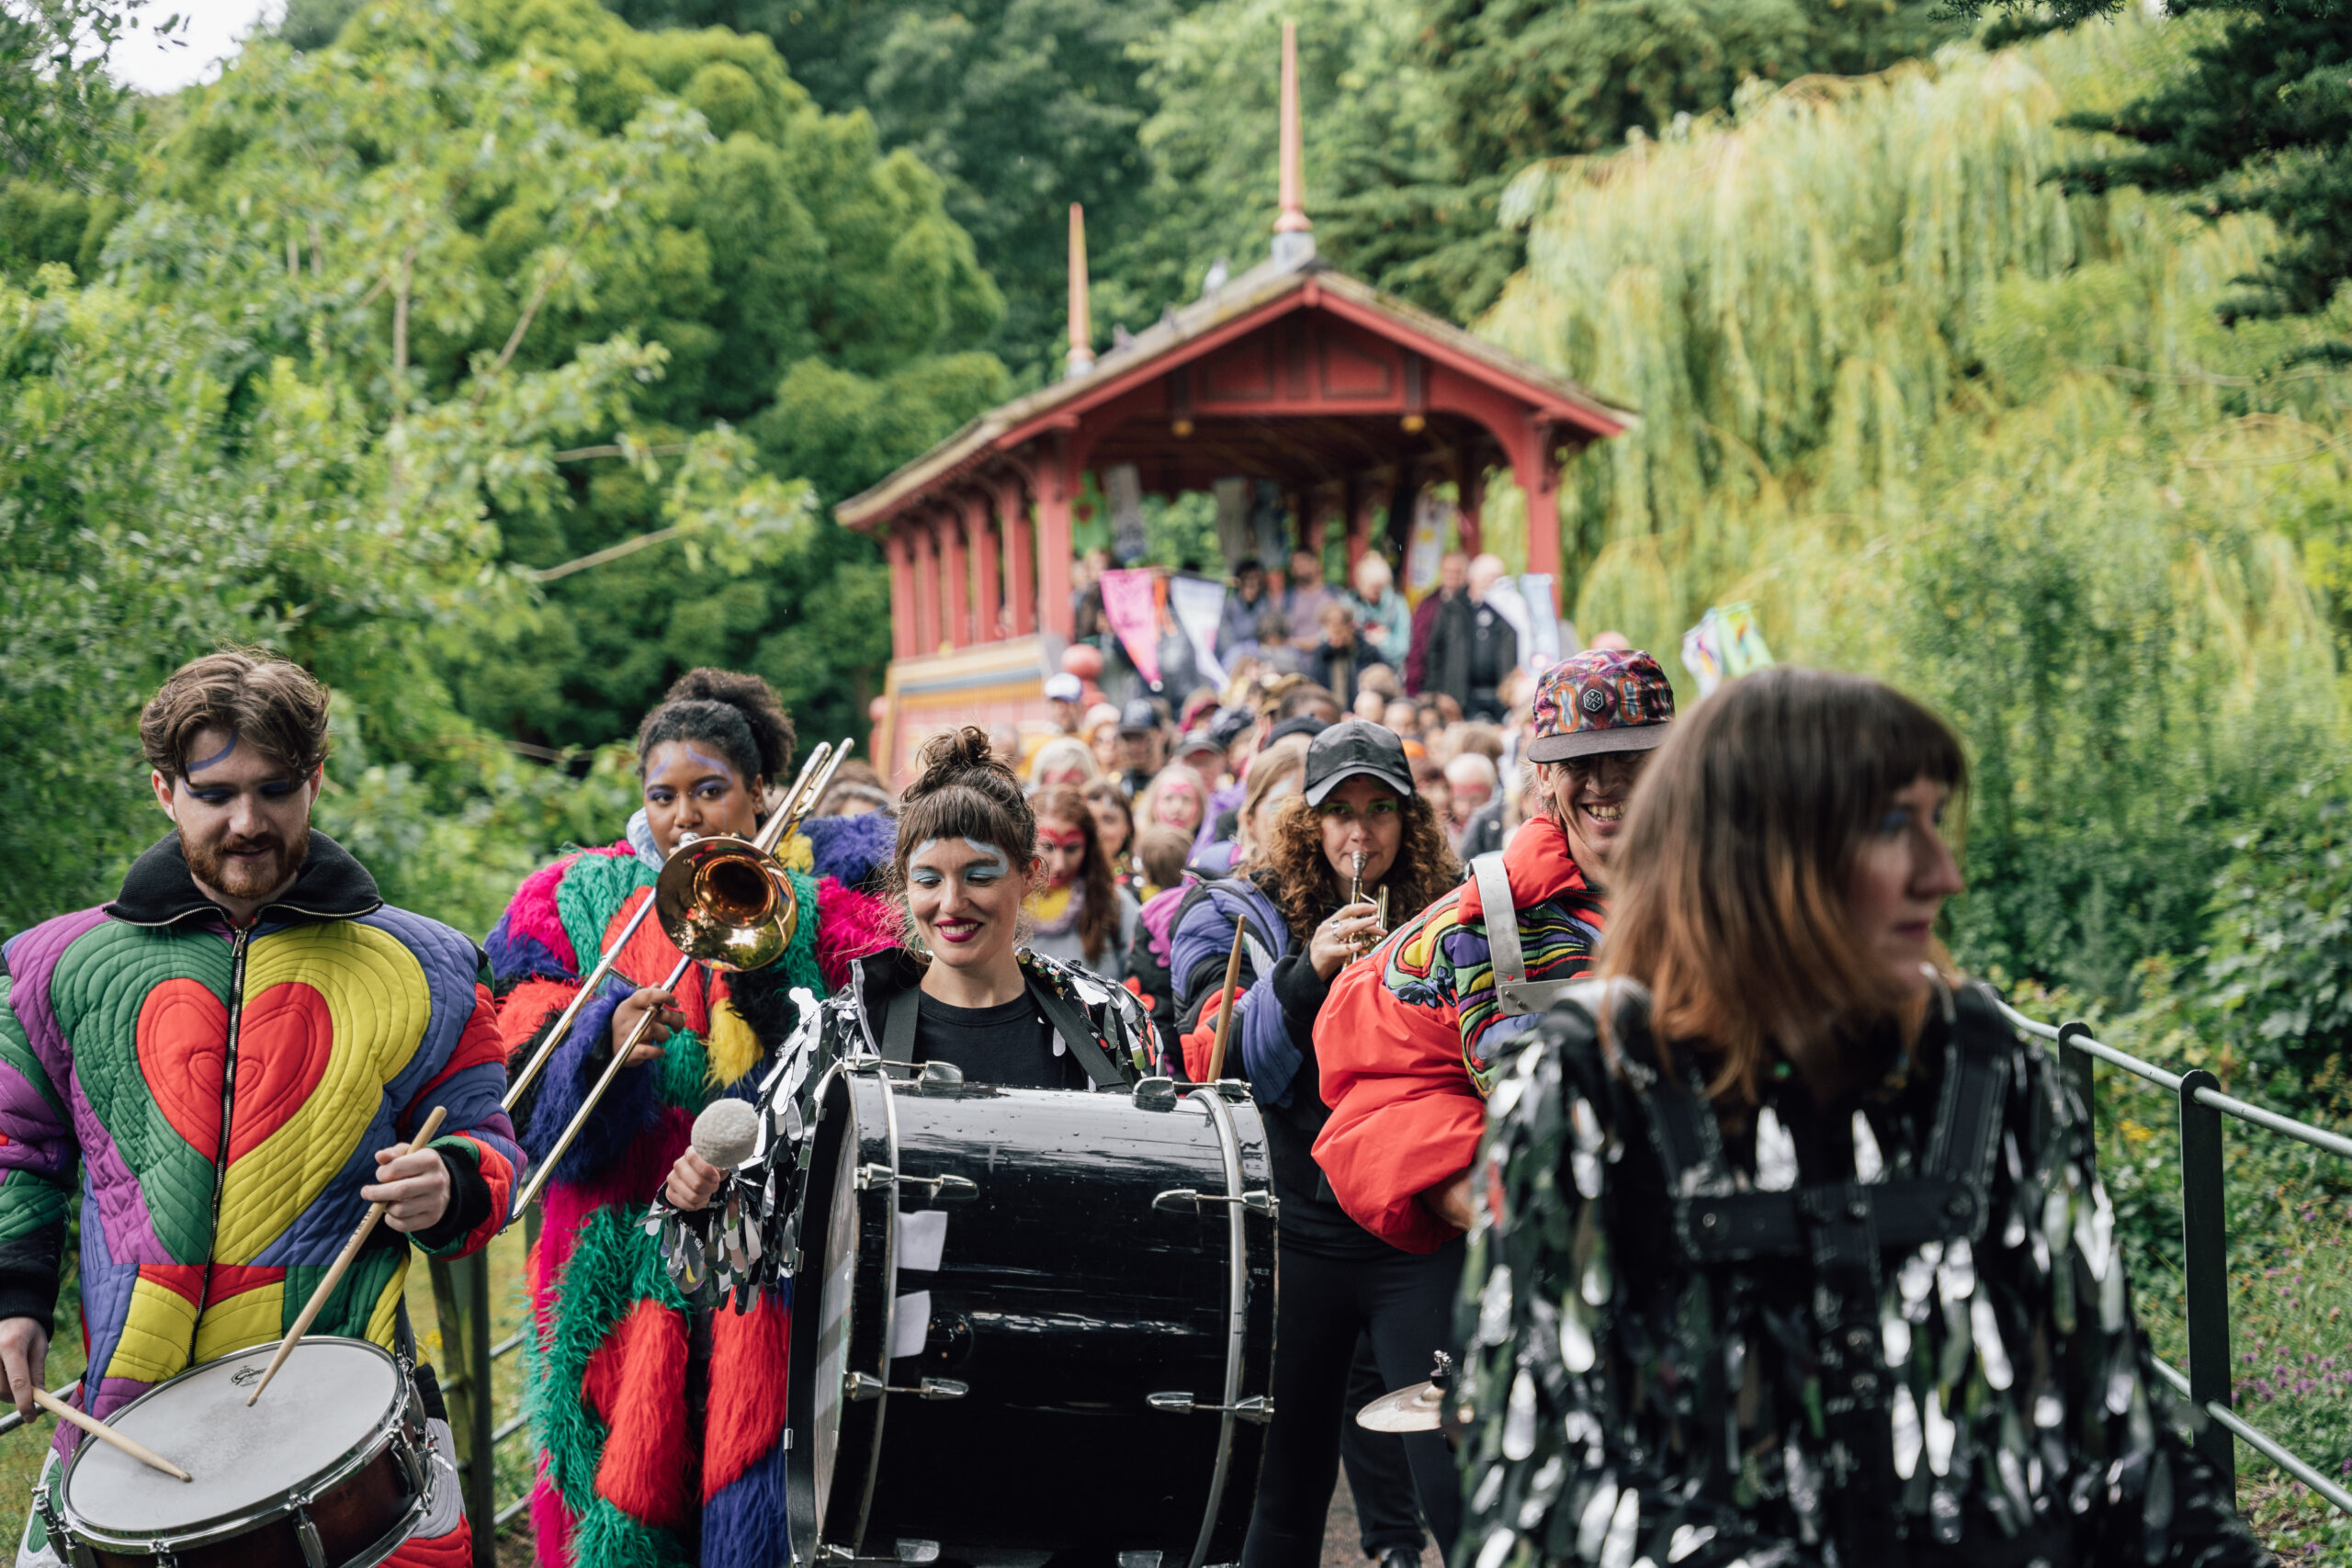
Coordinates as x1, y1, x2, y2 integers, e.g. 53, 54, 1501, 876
487, 815, 896, 1568
0, 832, 522, 1440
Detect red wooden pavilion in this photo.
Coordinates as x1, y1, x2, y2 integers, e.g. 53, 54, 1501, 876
840, 27, 1632, 776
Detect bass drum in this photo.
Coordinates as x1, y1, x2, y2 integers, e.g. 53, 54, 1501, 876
788, 1062, 1275, 1567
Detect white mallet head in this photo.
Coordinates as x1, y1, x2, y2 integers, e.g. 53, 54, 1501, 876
690, 1097, 761, 1171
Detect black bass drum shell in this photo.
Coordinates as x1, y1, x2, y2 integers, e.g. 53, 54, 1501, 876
787, 1065, 1275, 1564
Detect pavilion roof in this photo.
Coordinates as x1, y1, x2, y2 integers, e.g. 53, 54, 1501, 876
835, 255, 1634, 532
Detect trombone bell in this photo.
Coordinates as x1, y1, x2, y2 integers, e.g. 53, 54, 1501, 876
654, 835, 800, 973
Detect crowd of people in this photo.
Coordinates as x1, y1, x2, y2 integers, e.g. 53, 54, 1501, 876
0, 621, 2277, 1568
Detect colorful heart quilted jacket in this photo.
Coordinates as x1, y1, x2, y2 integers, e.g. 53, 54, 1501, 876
0, 831, 524, 1441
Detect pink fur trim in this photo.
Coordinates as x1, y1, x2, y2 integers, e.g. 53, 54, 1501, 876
815, 879, 899, 992
528, 1462, 573, 1568
505, 854, 582, 973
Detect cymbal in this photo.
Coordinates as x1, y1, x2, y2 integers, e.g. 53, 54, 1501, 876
1355, 1378, 1450, 1433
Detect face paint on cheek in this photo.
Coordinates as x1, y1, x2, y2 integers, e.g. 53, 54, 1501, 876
187, 733, 239, 773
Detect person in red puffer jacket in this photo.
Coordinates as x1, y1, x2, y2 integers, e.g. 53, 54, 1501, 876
1312, 649, 1677, 1253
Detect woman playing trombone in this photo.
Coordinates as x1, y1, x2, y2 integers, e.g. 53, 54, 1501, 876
486, 669, 897, 1568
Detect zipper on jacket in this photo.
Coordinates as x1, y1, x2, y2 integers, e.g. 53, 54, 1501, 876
188, 925, 251, 1356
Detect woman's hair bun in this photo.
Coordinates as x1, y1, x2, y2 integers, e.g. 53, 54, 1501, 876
658, 668, 797, 780
910, 725, 1010, 797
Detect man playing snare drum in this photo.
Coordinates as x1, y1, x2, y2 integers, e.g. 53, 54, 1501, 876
0, 649, 526, 1566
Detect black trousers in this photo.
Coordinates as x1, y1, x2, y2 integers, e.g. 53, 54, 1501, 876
1241, 1237, 1464, 1568
1341, 1333, 1425, 1555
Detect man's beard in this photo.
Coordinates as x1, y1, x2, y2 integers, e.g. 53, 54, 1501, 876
184, 829, 305, 902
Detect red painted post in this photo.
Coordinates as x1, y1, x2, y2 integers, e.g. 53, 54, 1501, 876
1037, 449, 1075, 640
967, 493, 1002, 642
940, 508, 970, 650
999, 477, 1036, 637
884, 530, 917, 662
910, 522, 942, 657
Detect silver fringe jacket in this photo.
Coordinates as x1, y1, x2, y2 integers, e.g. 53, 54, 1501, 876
1454, 978, 2272, 1568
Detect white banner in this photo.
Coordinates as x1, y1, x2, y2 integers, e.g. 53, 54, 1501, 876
1168, 573, 1230, 689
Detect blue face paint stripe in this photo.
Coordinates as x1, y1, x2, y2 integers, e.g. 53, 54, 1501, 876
187, 733, 238, 773
683, 747, 736, 780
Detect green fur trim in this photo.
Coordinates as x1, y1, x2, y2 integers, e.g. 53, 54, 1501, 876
573, 1495, 695, 1568
556, 853, 656, 986
659, 1030, 708, 1110
526, 1204, 692, 1520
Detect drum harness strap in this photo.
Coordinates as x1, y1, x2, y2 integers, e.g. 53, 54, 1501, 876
1469, 852, 1585, 1019
877, 979, 1127, 1089
1604, 979, 2012, 1568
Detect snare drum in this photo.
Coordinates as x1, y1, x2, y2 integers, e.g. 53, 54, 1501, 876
38, 1337, 436, 1568
790, 1063, 1276, 1567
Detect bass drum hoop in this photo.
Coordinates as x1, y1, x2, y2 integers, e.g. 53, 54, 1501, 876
53, 1337, 431, 1567
786, 1060, 902, 1564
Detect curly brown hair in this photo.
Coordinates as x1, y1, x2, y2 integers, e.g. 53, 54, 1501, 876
1255, 786, 1460, 948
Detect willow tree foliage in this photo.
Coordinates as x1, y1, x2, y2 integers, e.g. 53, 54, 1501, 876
1487, 17, 2352, 989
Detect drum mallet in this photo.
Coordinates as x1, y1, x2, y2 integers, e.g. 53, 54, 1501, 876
246, 1104, 449, 1407
1203, 919, 1248, 1083
30, 1390, 191, 1482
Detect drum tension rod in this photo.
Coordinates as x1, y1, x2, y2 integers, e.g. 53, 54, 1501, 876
1151, 1187, 1277, 1217
855, 1165, 978, 1201
1146, 1391, 1274, 1423
844, 1372, 969, 1403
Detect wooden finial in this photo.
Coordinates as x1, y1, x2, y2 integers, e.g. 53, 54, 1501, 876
1272, 22, 1315, 267
1067, 202, 1095, 379
1275, 21, 1312, 243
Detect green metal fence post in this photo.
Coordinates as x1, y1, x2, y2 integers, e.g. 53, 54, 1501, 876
429, 1253, 499, 1568
2176, 1067, 2234, 1493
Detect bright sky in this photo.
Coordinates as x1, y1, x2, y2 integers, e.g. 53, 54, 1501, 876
108, 0, 285, 96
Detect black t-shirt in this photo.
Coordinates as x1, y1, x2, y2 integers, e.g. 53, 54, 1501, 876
916, 992, 1087, 1089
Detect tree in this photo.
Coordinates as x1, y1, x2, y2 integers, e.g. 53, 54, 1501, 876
1119, 0, 1962, 323
1958, 0, 2352, 361
602, 0, 1193, 377
139, 0, 1008, 755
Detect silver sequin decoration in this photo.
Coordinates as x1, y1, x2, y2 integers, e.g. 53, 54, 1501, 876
1756, 1105, 1798, 1191
1560, 1295, 1597, 1374
1938, 1238, 1975, 1303
1503, 1369, 1539, 1461
1571, 1098, 1606, 1199
1925, 1386, 1956, 1476
1971, 1296, 2014, 1390
1600, 1489, 1641, 1568
1668, 1526, 1716, 1564
1892, 1382, 1923, 1479
1883, 1311, 1912, 1368
1479, 1264, 1515, 1345
1851, 1111, 1885, 1183
1476, 1527, 1517, 1568
1576, 1477, 1620, 1562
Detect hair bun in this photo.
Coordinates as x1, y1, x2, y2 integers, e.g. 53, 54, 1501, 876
660, 668, 796, 780
911, 725, 1012, 796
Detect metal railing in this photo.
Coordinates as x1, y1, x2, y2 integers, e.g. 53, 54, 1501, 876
427, 1204, 542, 1568
1996, 1000, 2352, 1517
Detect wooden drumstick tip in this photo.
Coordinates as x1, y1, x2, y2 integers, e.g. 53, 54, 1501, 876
33, 1388, 191, 1482
1204, 918, 1248, 1084
245, 1104, 451, 1407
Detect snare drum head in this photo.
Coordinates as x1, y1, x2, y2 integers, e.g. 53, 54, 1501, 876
62, 1338, 400, 1535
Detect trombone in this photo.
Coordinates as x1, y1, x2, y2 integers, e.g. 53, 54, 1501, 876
505, 738, 854, 1212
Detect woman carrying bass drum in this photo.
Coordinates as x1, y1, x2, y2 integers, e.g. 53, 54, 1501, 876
1171, 718, 1464, 1568
1460, 669, 2273, 1568
658, 731, 1278, 1565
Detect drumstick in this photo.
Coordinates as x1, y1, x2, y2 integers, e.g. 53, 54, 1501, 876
1204, 919, 1248, 1083
33, 1389, 191, 1482
246, 1104, 449, 1407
